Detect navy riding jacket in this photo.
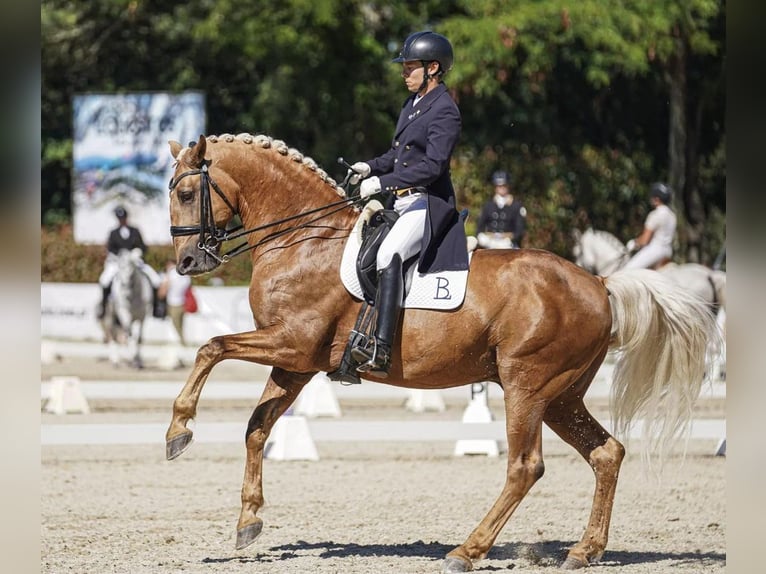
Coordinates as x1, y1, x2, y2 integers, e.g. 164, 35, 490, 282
365, 83, 469, 273
107, 225, 147, 256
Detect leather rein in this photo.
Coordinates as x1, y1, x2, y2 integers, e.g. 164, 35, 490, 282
168, 162, 364, 264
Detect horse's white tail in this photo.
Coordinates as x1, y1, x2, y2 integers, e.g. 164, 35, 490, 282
605, 269, 719, 466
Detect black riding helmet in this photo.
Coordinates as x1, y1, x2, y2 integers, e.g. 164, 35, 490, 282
392, 31, 454, 91
650, 182, 672, 204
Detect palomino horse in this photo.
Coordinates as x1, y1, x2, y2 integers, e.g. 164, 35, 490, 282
164, 134, 717, 573
99, 248, 151, 368
572, 227, 726, 378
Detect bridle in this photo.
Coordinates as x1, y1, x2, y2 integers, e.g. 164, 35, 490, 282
168, 161, 365, 264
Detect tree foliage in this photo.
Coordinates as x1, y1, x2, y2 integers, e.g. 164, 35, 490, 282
41, 0, 725, 273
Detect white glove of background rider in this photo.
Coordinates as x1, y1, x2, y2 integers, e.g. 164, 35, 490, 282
359, 176, 381, 199
347, 162, 371, 185
626, 239, 638, 252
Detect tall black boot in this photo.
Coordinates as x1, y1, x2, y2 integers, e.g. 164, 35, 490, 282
351, 254, 403, 378
97, 285, 111, 319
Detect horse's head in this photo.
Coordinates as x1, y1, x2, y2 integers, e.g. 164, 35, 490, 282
574, 228, 628, 275
572, 228, 595, 271
168, 134, 237, 275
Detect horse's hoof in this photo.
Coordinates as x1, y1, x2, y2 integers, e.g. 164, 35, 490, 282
442, 556, 472, 573
235, 519, 263, 550
561, 556, 588, 570
166, 432, 193, 460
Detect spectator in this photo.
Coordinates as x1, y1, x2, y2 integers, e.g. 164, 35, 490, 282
476, 170, 527, 249
158, 259, 192, 346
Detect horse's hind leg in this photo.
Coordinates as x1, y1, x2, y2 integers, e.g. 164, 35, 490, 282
543, 392, 625, 569
236, 368, 313, 550
444, 386, 546, 573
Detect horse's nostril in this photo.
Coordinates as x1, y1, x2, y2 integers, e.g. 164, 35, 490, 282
179, 256, 195, 274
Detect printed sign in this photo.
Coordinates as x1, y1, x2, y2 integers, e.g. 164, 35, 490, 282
72, 91, 206, 245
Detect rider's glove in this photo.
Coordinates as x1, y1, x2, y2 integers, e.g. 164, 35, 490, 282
359, 176, 381, 199
347, 162, 371, 185
626, 239, 638, 252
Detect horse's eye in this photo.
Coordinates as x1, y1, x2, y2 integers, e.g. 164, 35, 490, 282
177, 189, 194, 204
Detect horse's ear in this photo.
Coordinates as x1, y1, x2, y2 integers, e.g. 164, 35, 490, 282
187, 134, 207, 167
169, 140, 183, 159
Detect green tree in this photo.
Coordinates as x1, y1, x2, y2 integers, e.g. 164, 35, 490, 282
440, 0, 724, 261
42, 0, 724, 266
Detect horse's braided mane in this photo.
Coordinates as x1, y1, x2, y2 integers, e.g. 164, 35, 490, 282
204, 133, 346, 198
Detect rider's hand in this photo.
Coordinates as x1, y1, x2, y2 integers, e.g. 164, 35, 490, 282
626, 239, 638, 252
347, 162, 371, 185
359, 176, 381, 199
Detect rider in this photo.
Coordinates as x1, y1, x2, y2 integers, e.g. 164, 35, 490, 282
476, 170, 527, 249
347, 30, 469, 378
623, 182, 677, 270
97, 205, 162, 318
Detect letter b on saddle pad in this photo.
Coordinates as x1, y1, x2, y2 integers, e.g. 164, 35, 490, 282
341, 204, 468, 310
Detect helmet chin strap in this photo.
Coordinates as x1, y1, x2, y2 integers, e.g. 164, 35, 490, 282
418, 60, 440, 93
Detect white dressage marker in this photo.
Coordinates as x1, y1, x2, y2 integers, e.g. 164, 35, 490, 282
294, 372, 342, 418
44, 376, 90, 415
404, 389, 446, 413
454, 383, 502, 457
264, 415, 320, 461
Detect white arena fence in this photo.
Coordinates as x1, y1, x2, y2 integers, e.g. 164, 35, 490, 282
42, 282, 253, 345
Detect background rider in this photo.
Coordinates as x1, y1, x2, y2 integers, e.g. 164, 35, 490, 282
97, 205, 162, 318
476, 170, 527, 249
624, 182, 677, 270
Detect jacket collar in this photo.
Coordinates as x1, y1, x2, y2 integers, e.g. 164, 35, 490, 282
394, 83, 448, 136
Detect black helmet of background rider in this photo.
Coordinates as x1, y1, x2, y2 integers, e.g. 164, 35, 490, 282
392, 31, 454, 92
649, 182, 672, 205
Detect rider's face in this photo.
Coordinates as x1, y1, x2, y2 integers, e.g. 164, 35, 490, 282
401, 61, 424, 92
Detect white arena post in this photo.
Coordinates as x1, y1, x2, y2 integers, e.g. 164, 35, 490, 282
404, 389, 446, 413
44, 376, 91, 415
454, 382, 501, 457
293, 372, 342, 418
264, 413, 320, 461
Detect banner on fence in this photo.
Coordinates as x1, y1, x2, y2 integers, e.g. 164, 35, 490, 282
71, 91, 206, 245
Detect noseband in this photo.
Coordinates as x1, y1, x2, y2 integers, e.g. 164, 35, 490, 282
168, 161, 366, 264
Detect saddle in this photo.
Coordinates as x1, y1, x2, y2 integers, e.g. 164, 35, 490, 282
329, 203, 471, 384
355, 208, 420, 305
355, 208, 398, 304
328, 208, 402, 384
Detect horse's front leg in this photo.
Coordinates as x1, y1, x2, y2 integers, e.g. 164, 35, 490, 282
236, 368, 314, 549
165, 328, 300, 460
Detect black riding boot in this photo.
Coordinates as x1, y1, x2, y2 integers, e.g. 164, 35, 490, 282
97, 285, 111, 319
351, 254, 403, 378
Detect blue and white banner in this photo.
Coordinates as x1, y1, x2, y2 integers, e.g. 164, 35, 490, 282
72, 91, 206, 245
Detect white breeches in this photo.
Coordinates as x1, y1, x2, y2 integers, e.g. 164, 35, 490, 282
99, 256, 161, 288
623, 242, 672, 270
376, 205, 427, 269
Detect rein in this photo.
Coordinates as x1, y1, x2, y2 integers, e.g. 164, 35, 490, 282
168, 162, 365, 263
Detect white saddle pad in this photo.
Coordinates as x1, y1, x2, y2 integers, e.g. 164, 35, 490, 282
340, 201, 469, 310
